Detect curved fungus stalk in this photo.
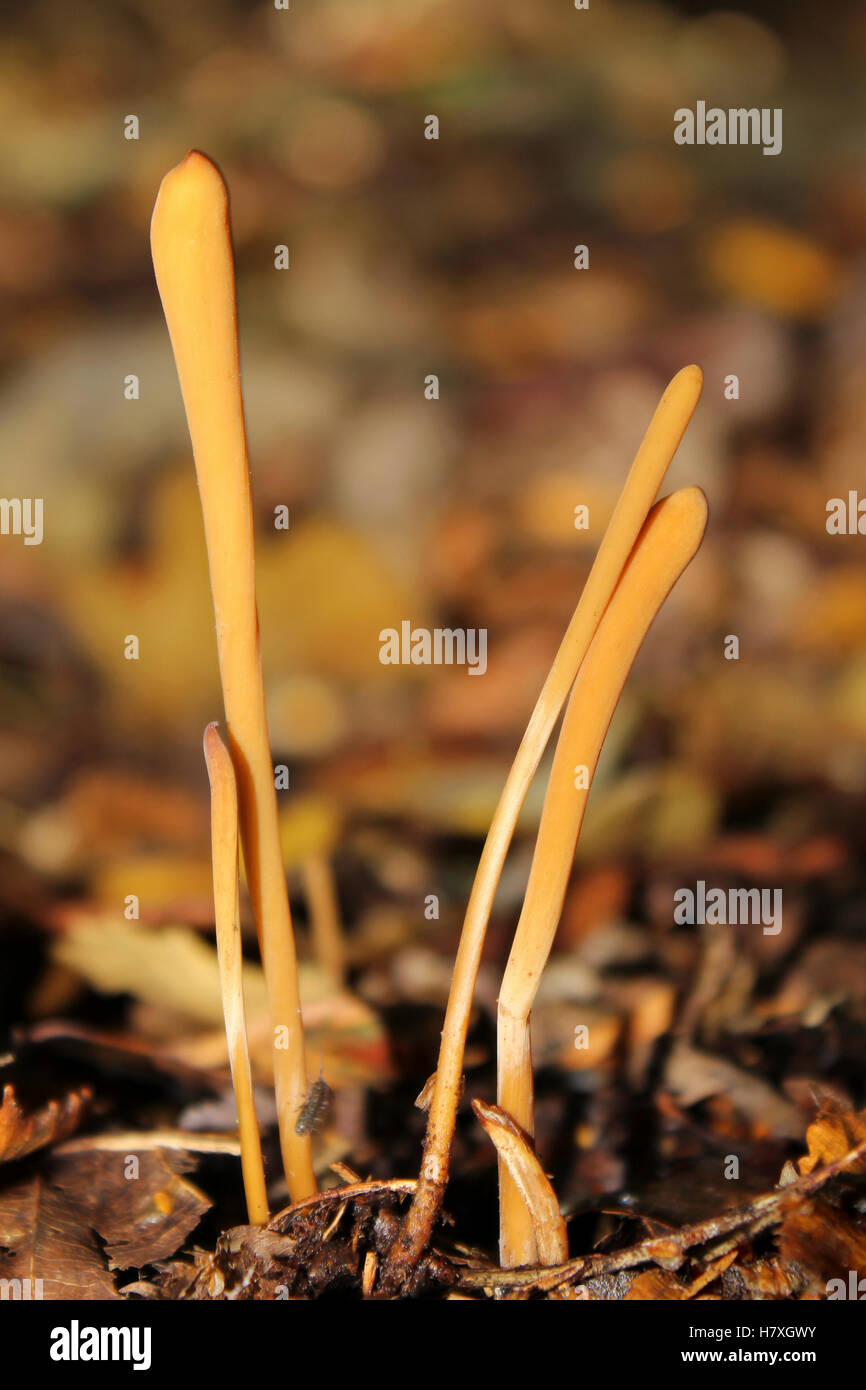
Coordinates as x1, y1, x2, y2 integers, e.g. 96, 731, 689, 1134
151, 152, 316, 1202
387, 365, 703, 1282
204, 722, 269, 1227
497, 486, 708, 1267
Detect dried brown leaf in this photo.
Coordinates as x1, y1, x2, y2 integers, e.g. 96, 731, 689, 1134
777, 1198, 866, 1293
0, 1083, 91, 1164
48, 1147, 212, 1270
797, 1103, 866, 1177
664, 1041, 802, 1139
0, 1173, 118, 1299
624, 1268, 685, 1299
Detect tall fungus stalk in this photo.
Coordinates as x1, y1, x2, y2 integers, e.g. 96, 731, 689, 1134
151, 152, 316, 1202
497, 487, 708, 1266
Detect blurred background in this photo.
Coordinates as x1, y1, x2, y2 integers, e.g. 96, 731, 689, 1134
1, 0, 865, 1222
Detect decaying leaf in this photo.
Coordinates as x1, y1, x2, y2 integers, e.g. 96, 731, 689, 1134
0, 1174, 119, 1299
0, 1083, 91, 1164
797, 1103, 866, 1177
624, 1268, 685, 1300
726, 1257, 798, 1300
0, 1141, 213, 1296
664, 1041, 802, 1138
52, 916, 269, 1027
47, 1147, 212, 1270
777, 1198, 866, 1293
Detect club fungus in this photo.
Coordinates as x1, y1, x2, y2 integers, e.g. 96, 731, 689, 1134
300, 854, 345, 990
497, 486, 708, 1266
203, 721, 269, 1226
151, 152, 316, 1201
388, 365, 703, 1281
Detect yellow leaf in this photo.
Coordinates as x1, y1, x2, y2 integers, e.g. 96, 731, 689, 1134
797, 1104, 866, 1176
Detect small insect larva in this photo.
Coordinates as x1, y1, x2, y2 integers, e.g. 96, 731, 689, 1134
294, 1070, 333, 1136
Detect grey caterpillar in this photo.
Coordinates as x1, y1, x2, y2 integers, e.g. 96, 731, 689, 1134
294, 1069, 333, 1136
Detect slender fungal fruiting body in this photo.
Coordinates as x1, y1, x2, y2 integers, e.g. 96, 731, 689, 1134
301, 854, 345, 989
497, 486, 708, 1266
387, 366, 703, 1282
151, 153, 315, 1201
204, 722, 269, 1226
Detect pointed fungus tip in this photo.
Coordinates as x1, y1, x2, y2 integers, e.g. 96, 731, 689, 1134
180, 149, 225, 183
151, 150, 228, 238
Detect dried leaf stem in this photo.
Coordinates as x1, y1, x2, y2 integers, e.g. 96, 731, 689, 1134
204, 722, 269, 1226
498, 487, 708, 1265
151, 152, 315, 1200
387, 365, 703, 1280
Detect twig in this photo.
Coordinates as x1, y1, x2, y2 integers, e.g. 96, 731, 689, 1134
269, 1177, 417, 1230
55, 1131, 243, 1155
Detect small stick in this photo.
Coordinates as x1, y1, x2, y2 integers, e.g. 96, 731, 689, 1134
151, 152, 315, 1201
387, 365, 703, 1282
268, 1177, 418, 1230
498, 487, 708, 1265
204, 722, 269, 1226
300, 853, 345, 989
472, 1100, 568, 1267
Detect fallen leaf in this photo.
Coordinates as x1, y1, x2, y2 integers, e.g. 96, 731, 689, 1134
19, 766, 207, 876
664, 1041, 802, 1139
52, 915, 268, 1027
0, 1173, 118, 1299
48, 1147, 212, 1271
778, 1198, 866, 1293
624, 1267, 685, 1299
731, 1256, 798, 1300
0, 1083, 91, 1164
797, 1103, 866, 1176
